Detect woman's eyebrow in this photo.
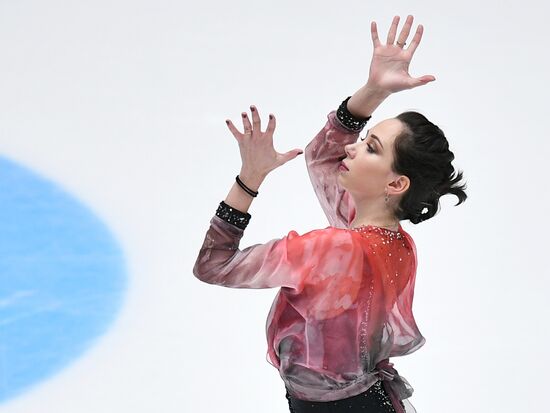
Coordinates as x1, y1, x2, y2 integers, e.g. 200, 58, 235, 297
370, 134, 384, 150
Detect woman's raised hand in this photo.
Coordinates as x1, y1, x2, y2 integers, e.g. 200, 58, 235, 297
367, 15, 435, 93
225, 105, 303, 179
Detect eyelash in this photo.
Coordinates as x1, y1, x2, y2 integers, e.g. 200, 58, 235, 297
360, 136, 375, 153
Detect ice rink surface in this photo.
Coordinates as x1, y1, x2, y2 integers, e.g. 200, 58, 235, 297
0, 156, 127, 402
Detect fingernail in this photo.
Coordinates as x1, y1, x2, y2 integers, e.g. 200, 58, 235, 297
250, 106, 255, 112
225, 120, 229, 124
242, 113, 247, 117
269, 114, 273, 119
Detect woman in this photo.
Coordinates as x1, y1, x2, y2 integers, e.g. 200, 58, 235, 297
193, 15, 467, 413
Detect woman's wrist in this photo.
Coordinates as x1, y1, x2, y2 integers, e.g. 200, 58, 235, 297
238, 169, 265, 191
347, 83, 392, 118
223, 171, 264, 217
215, 200, 251, 230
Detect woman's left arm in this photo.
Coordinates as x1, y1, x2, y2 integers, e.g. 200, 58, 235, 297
192, 105, 306, 289
193, 207, 361, 294
193, 209, 319, 290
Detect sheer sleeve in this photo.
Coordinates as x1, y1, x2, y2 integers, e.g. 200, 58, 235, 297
192, 215, 358, 292
304, 110, 367, 229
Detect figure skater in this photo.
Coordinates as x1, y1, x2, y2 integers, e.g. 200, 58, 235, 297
193, 14, 467, 413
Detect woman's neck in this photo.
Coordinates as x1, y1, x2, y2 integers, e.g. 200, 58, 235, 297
350, 213, 399, 231
349, 196, 400, 231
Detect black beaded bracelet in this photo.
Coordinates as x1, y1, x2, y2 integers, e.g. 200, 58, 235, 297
336, 96, 372, 132
215, 200, 251, 230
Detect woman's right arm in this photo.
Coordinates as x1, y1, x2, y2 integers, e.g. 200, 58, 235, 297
304, 15, 435, 227
304, 86, 389, 228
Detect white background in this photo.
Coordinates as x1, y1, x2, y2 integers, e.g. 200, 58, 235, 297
0, 0, 548, 412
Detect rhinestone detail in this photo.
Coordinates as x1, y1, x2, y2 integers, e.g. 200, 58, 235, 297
215, 200, 251, 230
336, 96, 372, 132
350, 224, 404, 239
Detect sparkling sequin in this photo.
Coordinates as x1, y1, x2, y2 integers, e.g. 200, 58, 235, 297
336, 96, 371, 132
215, 200, 251, 230
349, 224, 404, 240
285, 380, 400, 412
359, 277, 374, 363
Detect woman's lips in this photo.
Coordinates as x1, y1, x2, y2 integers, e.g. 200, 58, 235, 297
339, 162, 349, 171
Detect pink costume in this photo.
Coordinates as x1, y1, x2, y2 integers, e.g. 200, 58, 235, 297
193, 110, 426, 412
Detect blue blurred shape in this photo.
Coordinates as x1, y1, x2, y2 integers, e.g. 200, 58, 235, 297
0, 155, 127, 403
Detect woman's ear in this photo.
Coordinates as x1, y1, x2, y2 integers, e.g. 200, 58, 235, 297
388, 175, 410, 196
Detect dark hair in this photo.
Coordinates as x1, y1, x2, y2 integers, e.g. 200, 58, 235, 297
391, 111, 468, 224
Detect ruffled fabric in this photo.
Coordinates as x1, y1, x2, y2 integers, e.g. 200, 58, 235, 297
375, 358, 415, 413
192, 110, 425, 411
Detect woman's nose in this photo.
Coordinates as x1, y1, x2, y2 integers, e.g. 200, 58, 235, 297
344, 144, 354, 158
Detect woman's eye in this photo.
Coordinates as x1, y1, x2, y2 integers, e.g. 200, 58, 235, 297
359, 136, 375, 153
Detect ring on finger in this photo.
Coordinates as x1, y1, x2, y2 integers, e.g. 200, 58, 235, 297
396, 40, 406, 46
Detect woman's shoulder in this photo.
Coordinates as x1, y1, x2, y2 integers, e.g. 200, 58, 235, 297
285, 225, 415, 255
285, 226, 363, 252
331, 224, 417, 255
302, 225, 361, 241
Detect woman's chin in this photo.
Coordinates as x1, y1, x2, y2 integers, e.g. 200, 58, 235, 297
337, 173, 347, 187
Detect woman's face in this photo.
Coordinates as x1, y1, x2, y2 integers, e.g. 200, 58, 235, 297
338, 118, 407, 200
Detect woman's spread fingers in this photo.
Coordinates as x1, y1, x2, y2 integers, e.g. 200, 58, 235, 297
397, 15, 414, 46
371, 21, 381, 48
407, 24, 423, 56
226, 119, 242, 139
266, 113, 276, 135
241, 111, 253, 134
249, 105, 261, 133
386, 15, 400, 45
